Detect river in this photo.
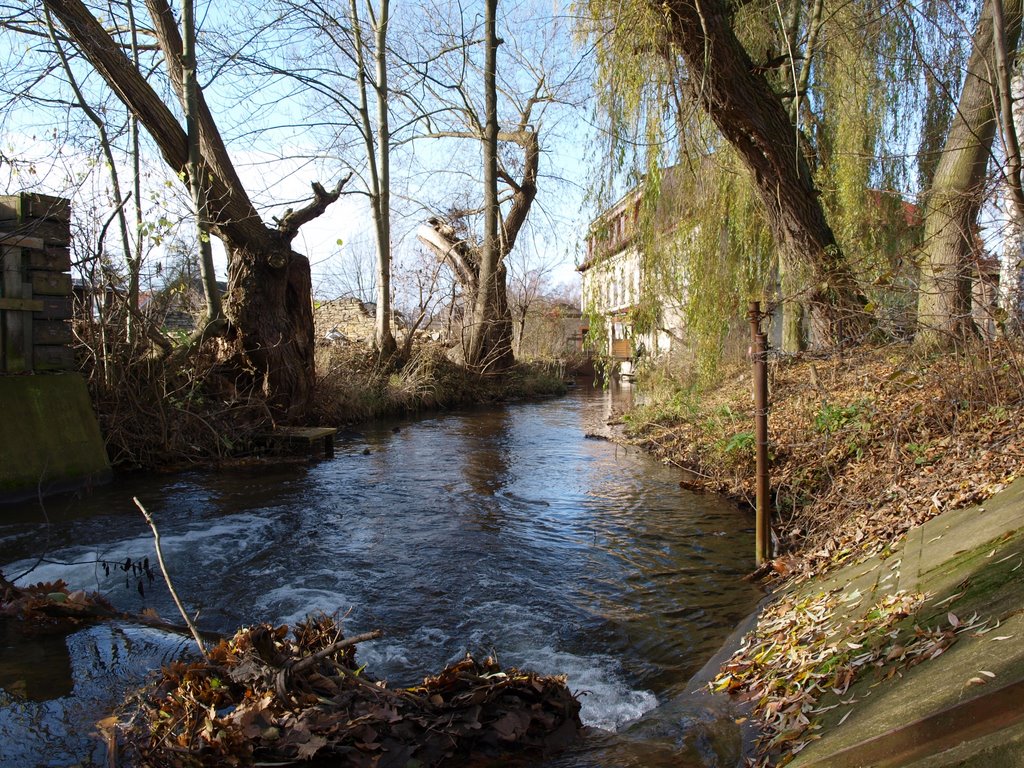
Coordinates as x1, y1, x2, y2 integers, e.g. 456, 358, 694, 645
0, 384, 762, 767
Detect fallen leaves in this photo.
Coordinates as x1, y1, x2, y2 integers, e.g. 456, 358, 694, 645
117, 613, 582, 767
706, 588, 986, 765
623, 342, 1024, 587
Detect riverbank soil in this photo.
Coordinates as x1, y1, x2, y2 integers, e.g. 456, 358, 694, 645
85, 339, 569, 471
621, 340, 1024, 766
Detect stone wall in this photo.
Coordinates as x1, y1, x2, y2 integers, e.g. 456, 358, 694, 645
0, 193, 74, 372
314, 297, 377, 343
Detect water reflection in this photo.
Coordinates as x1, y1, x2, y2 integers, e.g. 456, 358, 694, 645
0, 387, 761, 766
0, 621, 73, 700
460, 407, 511, 501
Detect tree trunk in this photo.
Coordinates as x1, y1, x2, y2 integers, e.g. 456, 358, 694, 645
180, 0, 222, 326
780, 257, 806, 354
374, 0, 396, 356
227, 242, 316, 414
1001, 222, 1024, 334
349, 0, 396, 357
999, 70, 1024, 334
416, 127, 538, 372
484, 261, 516, 370
916, 0, 1022, 347
659, 0, 868, 345
44, 0, 344, 420
467, 0, 502, 368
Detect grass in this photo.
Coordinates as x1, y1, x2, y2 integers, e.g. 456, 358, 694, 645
313, 341, 567, 425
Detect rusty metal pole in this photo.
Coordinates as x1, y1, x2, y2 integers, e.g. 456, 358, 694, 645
748, 301, 772, 566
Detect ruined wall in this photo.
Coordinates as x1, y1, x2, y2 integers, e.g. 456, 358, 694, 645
314, 298, 405, 344
314, 297, 377, 343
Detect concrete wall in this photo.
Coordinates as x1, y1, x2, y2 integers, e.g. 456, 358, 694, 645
0, 374, 111, 503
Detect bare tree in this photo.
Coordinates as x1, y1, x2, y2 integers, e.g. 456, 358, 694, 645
413, 1, 569, 370
43, 0, 347, 418
505, 242, 557, 358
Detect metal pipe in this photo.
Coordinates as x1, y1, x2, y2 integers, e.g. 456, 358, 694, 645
748, 301, 772, 566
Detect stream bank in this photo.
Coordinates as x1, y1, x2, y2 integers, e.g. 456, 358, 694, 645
619, 341, 1024, 765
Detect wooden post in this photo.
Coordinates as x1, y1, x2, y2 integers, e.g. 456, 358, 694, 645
1, 242, 27, 372
748, 301, 772, 566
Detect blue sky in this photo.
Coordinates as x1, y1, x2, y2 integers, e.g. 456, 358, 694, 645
0, 0, 599, 301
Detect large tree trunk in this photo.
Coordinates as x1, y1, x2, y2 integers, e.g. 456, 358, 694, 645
467, 0, 503, 368
659, 0, 868, 345
227, 243, 316, 413
916, 0, 1023, 347
484, 261, 516, 370
44, 0, 343, 421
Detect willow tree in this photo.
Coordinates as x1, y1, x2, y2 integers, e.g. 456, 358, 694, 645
916, 0, 1023, 346
43, 0, 345, 419
811, 0, 938, 343
580, 0, 872, 346
579, 0, 981, 355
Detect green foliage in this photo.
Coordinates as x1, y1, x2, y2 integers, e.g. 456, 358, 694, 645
577, 0, 975, 363
721, 430, 755, 456
813, 401, 869, 434
581, 300, 616, 385
904, 442, 935, 466
622, 381, 699, 432
814, 399, 874, 459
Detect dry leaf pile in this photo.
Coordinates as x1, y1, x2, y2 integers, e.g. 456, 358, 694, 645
120, 614, 582, 767
1, 575, 124, 630
710, 587, 995, 766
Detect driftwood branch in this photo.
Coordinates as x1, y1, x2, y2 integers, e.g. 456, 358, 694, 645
275, 628, 383, 697
292, 629, 383, 675
134, 497, 209, 661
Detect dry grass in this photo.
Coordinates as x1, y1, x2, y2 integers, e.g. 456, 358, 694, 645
312, 340, 568, 426
623, 339, 1024, 581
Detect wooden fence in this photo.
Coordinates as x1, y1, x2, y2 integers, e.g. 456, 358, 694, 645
0, 193, 74, 373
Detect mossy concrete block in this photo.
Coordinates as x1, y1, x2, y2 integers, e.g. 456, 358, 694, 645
0, 374, 111, 502
789, 475, 1024, 768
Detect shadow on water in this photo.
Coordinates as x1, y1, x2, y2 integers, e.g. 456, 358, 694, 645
0, 383, 762, 767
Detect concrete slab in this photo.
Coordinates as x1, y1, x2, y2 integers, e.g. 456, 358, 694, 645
784, 476, 1024, 767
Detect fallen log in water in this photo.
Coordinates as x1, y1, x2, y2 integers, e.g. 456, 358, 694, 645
118, 614, 582, 767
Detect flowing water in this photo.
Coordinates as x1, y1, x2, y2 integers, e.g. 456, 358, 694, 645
0, 385, 763, 767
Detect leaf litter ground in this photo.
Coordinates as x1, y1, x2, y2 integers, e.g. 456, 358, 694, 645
621, 340, 1024, 765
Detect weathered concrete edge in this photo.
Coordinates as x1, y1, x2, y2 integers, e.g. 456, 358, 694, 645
0, 374, 111, 504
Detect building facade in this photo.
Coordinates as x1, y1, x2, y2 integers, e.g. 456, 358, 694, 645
578, 184, 686, 377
